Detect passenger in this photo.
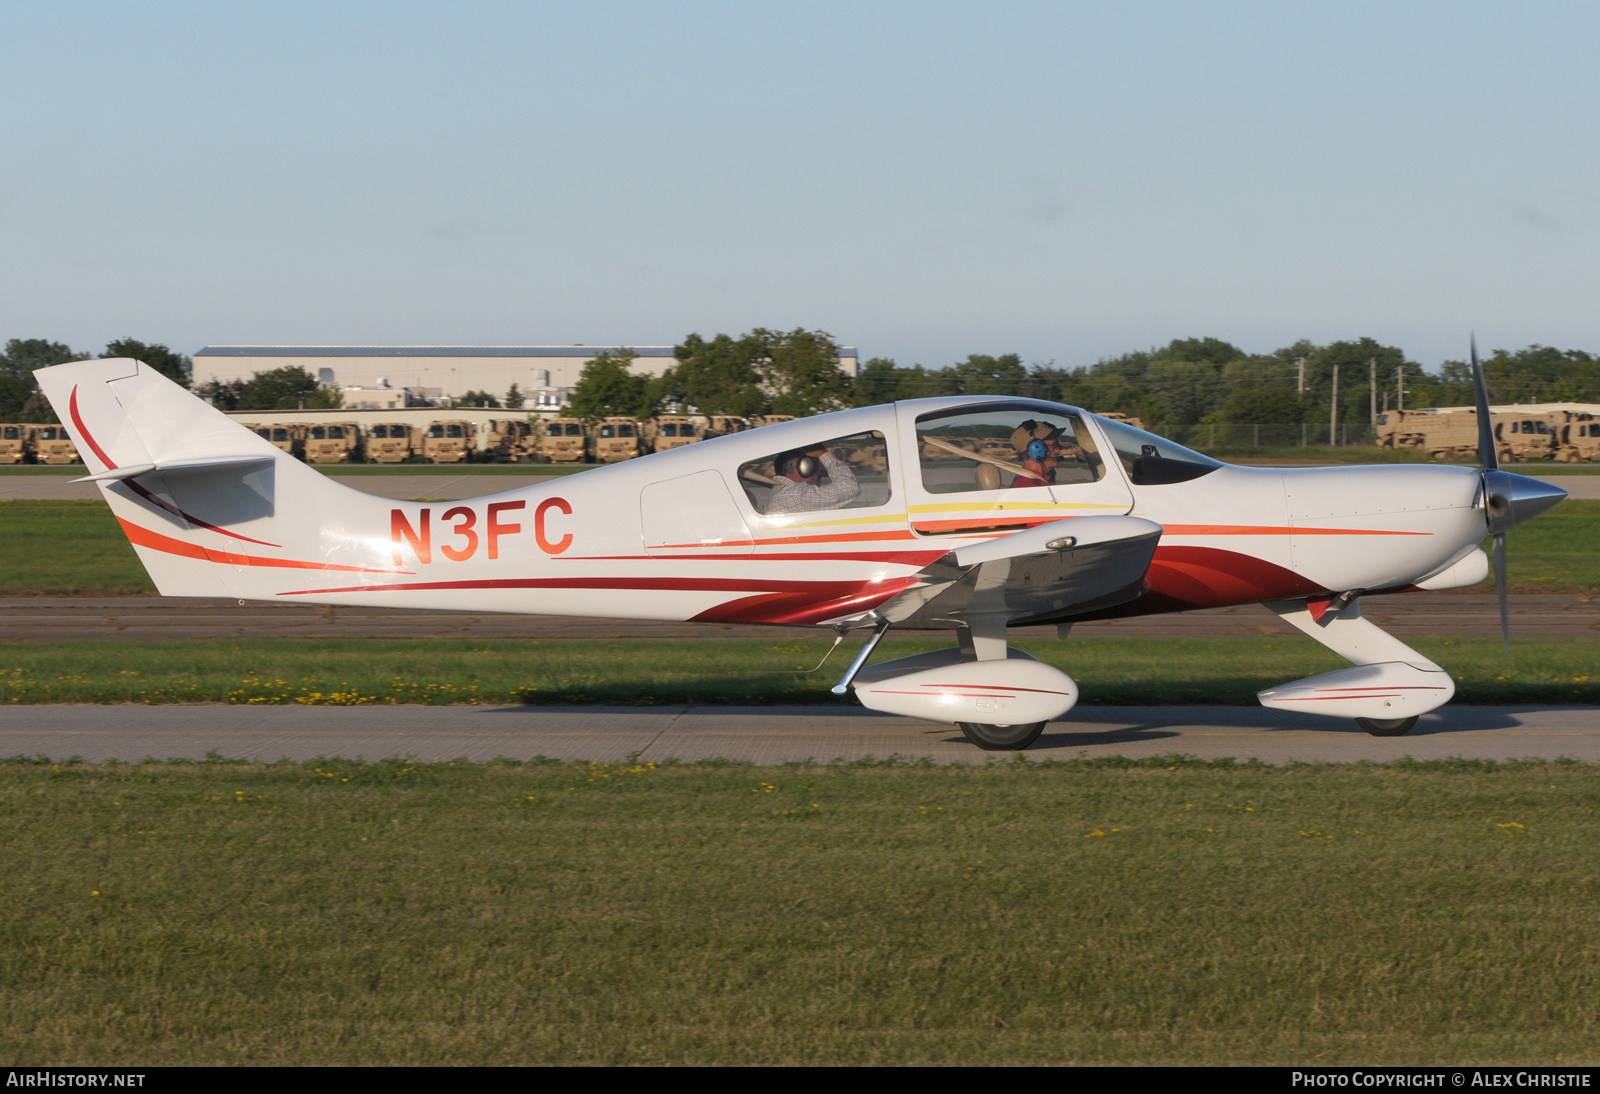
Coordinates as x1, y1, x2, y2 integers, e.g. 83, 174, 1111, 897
765, 446, 861, 513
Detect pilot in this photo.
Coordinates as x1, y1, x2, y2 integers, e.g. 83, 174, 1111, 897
765, 445, 861, 513
1012, 439, 1058, 488
1009, 420, 1062, 488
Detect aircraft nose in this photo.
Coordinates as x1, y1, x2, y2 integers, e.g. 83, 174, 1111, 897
1485, 471, 1567, 532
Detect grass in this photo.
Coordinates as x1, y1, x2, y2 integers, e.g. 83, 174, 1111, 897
2, 756, 1597, 1065
0, 636, 1594, 705
0, 501, 153, 595
3, 499, 1598, 596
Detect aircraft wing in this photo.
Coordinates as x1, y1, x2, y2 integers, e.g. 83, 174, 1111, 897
880, 515, 1164, 629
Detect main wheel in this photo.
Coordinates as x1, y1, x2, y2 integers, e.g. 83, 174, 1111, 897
958, 721, 1048, 751
1356, 716, 1418, 737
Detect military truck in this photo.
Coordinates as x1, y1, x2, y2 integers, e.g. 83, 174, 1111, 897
645, 415, 699, 453
1557, 416, 1600, 462
423, 420, 475, 464
0, 424, 27, 464
539, 418, 587, 463
249, 423, 304, 459
303, 422, 362, 464
30, 424, 80, 465
704, 415, 751, 438
485, 419, 537, 462
594, 418, 643, 463
1496, 413, 1560, 462
1099, 411, 1146, 431
1376, 409, 1485, 461
366, 423, 418, 463
754, 414, 796, 428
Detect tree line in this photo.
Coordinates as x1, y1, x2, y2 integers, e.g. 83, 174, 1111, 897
0, 338, 191, 422
6, 329, 1598, 430
571, 330, 1600, 429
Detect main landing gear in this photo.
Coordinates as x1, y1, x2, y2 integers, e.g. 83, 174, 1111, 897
957, 721, 1049, 751
841, 615, 1080, 751
1355, 716, 1420, 737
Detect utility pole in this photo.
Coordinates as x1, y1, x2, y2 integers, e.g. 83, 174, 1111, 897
1369, 357, 1377, 425
1329, 362, 1339, 446
1396, 363, 1404, 412
1296, 357, 1305, 396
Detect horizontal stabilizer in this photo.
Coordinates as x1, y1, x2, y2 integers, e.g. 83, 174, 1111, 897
72, 454, 275, 484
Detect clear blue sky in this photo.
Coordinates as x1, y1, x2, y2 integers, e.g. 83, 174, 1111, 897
3, 1, 1596, 371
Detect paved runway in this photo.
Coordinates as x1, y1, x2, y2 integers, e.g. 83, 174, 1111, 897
2, 703, 1595, 764
3, 592, 1591, 641
4, 472, 1596, 502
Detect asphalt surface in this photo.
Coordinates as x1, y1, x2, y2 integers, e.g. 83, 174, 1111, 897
2, 592, 1591, 641
3, 472, 1596, 501
2, 703, 1595, 764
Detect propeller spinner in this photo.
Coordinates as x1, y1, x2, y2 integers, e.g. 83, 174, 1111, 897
1470, 336, 1568, 662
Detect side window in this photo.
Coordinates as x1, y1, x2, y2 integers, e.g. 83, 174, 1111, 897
738, 431, 891, 516
915, 409, 1104, 494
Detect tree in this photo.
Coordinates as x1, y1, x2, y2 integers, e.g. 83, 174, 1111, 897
1, 338, 87, 421
504, 382, 525, 410
852, 358, 928, 405
235, 366, 342, 411
751, 327, 855, 415
568, 349, 655, 420
458, 390, 501, 408
101, 338, 191, 385
658, 334, 766, 417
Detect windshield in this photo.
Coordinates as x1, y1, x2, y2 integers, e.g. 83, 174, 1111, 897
1092, 415, 1222, 485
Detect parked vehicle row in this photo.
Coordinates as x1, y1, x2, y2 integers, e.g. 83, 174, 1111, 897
0, 411, 846, 467
0, 424, 81, 464
219, 413, 794, 464
1377, 405, 1600, 462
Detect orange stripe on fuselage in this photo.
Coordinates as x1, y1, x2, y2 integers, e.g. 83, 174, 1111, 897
1160, 524, 1430, 537
117, 518, 412, 575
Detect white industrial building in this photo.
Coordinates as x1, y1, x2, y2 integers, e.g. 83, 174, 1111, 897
193, 344, 860, 410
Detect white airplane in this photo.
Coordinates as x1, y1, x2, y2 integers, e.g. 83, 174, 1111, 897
35, 346, 1565, 750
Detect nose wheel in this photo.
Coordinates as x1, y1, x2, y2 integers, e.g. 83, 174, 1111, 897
958, 721, 1048, 750
1355, 716, 1419, 737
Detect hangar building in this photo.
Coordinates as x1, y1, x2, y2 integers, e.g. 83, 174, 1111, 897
192, 344, 860, 409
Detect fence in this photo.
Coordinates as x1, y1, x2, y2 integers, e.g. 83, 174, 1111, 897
1163, 423, 1379, 450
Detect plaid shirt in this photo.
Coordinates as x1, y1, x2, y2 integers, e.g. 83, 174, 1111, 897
765, 452, 862, 513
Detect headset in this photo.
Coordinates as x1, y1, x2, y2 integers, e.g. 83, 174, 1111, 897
794, 454, 820, 479
1026, 440, 1048, 462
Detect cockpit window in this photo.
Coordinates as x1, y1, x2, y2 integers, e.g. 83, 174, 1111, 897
1092, 415, 1222, 485
738, 430, 892, 515
915, 406, 1104, 494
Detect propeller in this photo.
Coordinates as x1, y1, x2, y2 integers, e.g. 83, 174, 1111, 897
1470, 335, 1568, 665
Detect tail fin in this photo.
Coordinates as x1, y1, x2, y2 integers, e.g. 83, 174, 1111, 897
33, 359, 406, 599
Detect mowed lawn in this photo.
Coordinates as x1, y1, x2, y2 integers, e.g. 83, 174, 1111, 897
1, 498, 1597, 596
3, 758, 1597, 1065
1, 636, 1596, 705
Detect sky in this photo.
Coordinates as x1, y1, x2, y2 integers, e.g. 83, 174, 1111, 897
3, 1, 1597, 372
